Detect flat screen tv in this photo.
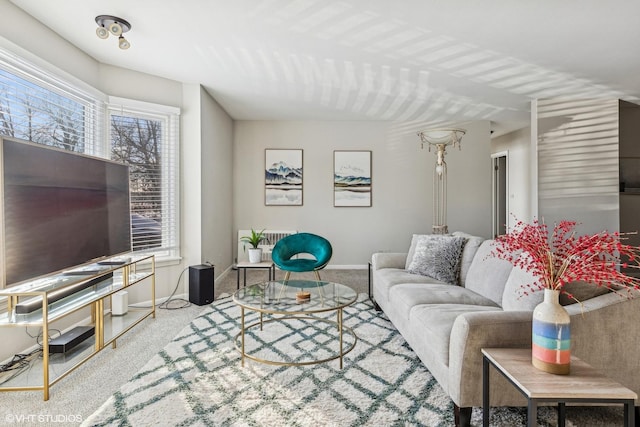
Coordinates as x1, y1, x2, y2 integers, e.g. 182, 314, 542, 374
1, 137, 131, 287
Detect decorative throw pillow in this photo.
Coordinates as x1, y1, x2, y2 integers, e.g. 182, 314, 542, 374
405, 234, 429, 270
406, 235, 466, 285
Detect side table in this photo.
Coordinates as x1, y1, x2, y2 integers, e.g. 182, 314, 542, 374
236, 261, 275, 289
482, 348, 636, 427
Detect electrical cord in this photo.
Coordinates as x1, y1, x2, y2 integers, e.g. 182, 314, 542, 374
0, 347, 42, 384
127, 266, 191, 310
157, 262, 214, 310
25, 326, 61, 346
159, 266, 191, 310
0, 326, 65, 384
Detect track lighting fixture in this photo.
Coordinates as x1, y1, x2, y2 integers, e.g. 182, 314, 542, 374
95, 15, 131, 50
118, 36, 131, 50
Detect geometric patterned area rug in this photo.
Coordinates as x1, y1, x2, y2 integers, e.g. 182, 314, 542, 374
83, 295, 454, 426
83, 294, 618, 427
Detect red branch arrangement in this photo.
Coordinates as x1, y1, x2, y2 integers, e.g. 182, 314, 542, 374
492, 219, 640, 302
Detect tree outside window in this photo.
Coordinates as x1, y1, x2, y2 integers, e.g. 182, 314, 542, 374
110, 114, 163, 251
0, 69, 87, 152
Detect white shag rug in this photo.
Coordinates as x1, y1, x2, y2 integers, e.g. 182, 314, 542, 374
83, 295, 622, 426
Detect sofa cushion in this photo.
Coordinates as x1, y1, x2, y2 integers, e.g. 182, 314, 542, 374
374, 268, 447, 301
409, 303, 502, 367
390, 283, 499, 320
406, 235, 466, 285
452, 232, 485, 286
464, 240, 513, 306
502, 264, 545, 311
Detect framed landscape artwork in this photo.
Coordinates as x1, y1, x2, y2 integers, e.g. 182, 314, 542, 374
334, 150, 372, 207
265, 149, 303, 206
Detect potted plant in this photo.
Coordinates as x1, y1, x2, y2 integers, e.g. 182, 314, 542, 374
240, 229, 268, 263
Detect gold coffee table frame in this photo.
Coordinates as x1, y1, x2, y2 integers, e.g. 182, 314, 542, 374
232, 279, 358, 369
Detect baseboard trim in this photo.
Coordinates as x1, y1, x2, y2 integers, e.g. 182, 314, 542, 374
324, 264, 368, 270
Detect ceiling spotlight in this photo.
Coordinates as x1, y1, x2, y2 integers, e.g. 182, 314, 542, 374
108, 22, 123, 36
118, 36, 130, 50
95, 15, 131, 49
96, 26, 109, 39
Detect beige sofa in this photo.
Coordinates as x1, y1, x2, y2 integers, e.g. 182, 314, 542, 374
371, 232, 640, 426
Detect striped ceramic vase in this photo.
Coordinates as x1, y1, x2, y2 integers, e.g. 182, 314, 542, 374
531, 289, 570, 374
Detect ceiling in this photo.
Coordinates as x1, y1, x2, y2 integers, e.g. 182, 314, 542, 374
9, 0, 640, 136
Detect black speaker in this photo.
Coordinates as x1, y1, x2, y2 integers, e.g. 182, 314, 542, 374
189, 264, 214, 305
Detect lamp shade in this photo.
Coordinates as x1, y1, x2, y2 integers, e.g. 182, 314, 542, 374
417, 128, 466, 148
96, 26, 109, 39
108, 22, 123, 36
118, 36, 131, 50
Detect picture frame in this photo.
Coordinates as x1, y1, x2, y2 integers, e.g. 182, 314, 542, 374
334, 150, 372, 207
265, 149, 303, 206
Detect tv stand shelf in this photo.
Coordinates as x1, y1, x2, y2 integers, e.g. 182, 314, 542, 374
0, 254, 155, 400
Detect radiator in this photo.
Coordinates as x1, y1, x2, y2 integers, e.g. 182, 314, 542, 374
237, 230, 297, 263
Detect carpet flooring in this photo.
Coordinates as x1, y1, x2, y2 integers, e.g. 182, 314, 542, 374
82, 291, 624, 426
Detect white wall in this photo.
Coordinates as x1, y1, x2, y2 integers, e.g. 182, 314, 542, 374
181, 84, 204, 273
491, 126, 533, 227
99, 64, 183, 107
200, 87, 234, 271
181, 84, 234, 274
535, 99, 620, 235
233, 120, 492, 265
0, 2, 99, 88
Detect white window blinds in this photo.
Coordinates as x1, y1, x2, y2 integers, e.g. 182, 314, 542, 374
0, 48, 104, 155
108, 100, 180, 258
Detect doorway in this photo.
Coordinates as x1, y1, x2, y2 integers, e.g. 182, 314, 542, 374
492, 152, 508, 238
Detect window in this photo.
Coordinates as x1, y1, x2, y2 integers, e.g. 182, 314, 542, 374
108, 99, 180, 259
0, 47, 180, 265
0, 49, 102, 154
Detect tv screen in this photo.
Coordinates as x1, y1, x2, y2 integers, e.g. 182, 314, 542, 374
1, 137, 131, 286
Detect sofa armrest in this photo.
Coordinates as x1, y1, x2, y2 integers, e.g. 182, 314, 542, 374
371, 252, 407, 270
564, 293, 640, 401
448, 310, 533, 408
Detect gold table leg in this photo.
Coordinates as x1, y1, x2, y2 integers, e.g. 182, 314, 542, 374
338, 308, 343, 369
241, 307, 245, 367
42, 297, 49, 401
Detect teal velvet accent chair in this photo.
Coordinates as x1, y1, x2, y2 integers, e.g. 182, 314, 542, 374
271, 232, 332, 281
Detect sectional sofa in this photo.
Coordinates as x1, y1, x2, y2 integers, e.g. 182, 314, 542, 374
371, 232, 640, 426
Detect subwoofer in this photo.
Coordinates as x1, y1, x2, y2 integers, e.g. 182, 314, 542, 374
189, 264, 214, 305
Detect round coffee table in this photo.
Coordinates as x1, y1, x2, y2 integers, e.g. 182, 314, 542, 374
232, 279, 358, 368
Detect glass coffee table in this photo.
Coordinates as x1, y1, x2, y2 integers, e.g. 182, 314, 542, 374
232, 279, 358, 369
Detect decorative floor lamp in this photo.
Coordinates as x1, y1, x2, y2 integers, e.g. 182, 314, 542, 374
417, 128, 466, 234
